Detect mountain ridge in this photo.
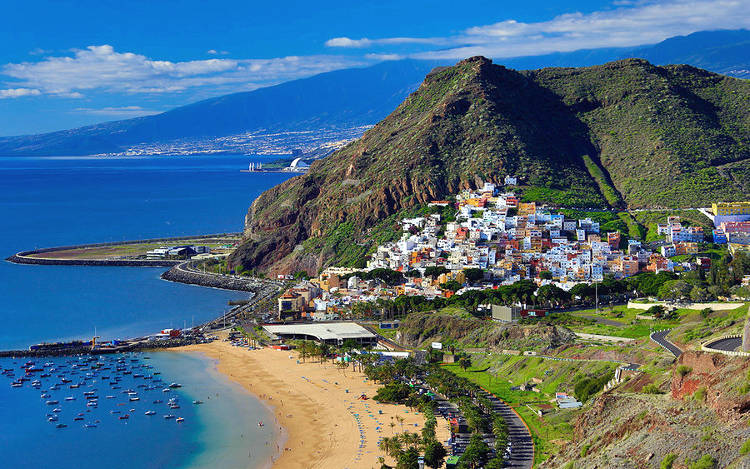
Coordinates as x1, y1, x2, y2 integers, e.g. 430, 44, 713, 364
226, 56, 749, 275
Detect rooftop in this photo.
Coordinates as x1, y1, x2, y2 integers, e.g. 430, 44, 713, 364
263, 322, 376, 341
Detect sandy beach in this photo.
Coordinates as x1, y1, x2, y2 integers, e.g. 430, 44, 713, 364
176, 341, 449, 469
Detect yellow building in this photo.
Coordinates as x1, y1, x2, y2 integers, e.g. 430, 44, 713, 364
712, 202, 750, 216
518, 202, 537, 216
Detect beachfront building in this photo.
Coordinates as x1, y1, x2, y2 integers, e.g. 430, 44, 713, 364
263, 322, 377, 346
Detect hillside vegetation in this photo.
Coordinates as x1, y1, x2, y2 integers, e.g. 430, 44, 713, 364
229, 56, 749, 274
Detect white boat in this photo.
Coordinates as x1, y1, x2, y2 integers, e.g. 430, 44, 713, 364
176, 417, 185, 423
144, 411, 156, 416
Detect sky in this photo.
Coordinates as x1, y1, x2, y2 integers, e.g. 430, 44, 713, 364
1, 0, 748, 136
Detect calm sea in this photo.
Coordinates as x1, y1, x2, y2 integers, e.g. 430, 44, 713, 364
0, 155, 292, 468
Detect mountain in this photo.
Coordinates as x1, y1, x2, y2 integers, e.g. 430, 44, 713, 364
0, 30, 747, 157
227, 57, 750, 275
497, 29, 750, 78
0, 59, 440, 156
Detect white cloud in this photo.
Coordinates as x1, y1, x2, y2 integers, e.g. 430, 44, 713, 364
207, 49, 229, 55
0, 88, 41, 98
325, 36, 445, 48
1, 45, 367, 98
364, 53, 404, 61
327, 0, 750, 60
73, 106, 162, 117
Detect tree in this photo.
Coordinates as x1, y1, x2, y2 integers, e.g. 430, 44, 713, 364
440, 280, 462, 292
423, 439, 447, 469
463, 268, 485, 284
458, 433, 490, 468
424, 266, 450, 278
539, 270, 553, 280
396, 447, 420, 469
458, 355, 472, 372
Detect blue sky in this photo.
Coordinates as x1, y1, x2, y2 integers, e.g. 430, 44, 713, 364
1, 0, 748, 136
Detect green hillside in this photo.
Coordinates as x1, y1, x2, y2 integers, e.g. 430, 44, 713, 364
229, 57, 749, 274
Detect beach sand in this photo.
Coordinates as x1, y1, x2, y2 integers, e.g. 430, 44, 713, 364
176, 341, 449, 469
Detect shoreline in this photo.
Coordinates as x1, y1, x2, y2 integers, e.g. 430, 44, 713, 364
174, 341, 446, 469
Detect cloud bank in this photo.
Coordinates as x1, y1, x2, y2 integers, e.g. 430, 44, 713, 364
327, 0, 750, 59
1, 45, 366, 98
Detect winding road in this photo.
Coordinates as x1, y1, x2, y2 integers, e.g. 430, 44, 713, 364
706, 336, 742, 352
650, 329, 683, 357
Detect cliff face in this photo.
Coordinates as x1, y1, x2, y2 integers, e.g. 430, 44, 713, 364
229, 56, 749, 274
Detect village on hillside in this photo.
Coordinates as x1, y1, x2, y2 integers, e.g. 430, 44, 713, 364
274, 179, 750, 322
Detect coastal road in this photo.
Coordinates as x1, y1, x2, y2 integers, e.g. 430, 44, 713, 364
706, 337, 742, 352
480, 390, 534, 469
650, 330, 682, 357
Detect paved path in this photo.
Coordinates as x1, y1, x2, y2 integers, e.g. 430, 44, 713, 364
706, 337, 742, 352
650, 330, 682, 357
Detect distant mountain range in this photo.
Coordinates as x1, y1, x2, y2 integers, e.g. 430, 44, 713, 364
0, 29, 747, 157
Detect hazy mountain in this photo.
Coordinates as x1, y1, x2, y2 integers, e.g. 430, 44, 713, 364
0, 29, 747, 157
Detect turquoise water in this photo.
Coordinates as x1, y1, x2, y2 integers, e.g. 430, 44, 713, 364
0, 351, 277, 469
0, 155, 293, 468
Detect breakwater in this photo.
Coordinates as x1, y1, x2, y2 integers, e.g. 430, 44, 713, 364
5, 232, 241, 267
0, 337, 204, 358
161, 261, 283, 293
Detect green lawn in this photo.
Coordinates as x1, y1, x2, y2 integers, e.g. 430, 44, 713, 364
566, 306, 681, 338
443, 355, 618, 463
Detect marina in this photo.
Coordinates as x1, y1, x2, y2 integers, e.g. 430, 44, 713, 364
2, 353, 190, 429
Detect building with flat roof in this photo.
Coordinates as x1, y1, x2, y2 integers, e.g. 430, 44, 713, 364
263, 322, 377, 346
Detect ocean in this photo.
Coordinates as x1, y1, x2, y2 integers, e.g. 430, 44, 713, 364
0, 155, 292, 468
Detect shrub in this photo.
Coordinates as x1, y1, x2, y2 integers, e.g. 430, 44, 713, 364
676, 365, 692, 377
740, 438, 750, 455
580, 444, 591, 457
688, 455, 716, 469
642, 383, 663, 394
661, 453, 677, 469
693, 387, 706, 402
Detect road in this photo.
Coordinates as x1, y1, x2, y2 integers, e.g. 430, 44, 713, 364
650, 330, 683, 357
706, 336, 742, 352
479, 389, 534, 469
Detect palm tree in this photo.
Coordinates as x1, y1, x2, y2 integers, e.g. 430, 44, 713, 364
395, 415, 405, 432
299, 341, 309, 363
